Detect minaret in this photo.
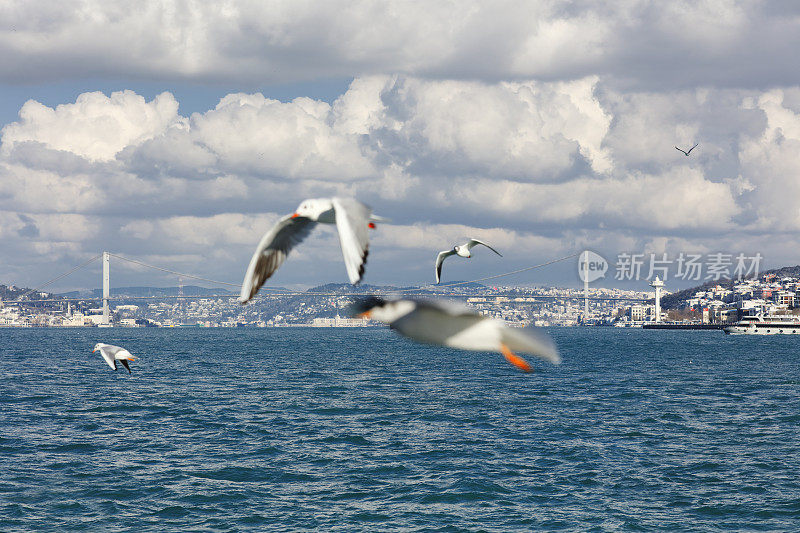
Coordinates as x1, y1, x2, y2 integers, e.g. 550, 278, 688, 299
650, 276, 665, 323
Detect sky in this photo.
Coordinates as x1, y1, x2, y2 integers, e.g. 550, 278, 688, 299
2, 0, 800, 293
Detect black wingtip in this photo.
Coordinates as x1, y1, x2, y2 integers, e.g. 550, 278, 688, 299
120, 359, 132, 374
360, 248, 369, 278
349, 295, 386, 316
352, 247, 368, 285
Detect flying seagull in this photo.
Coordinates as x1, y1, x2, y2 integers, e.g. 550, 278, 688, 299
435, 238, 502, 283
239, 197, 385, 303
675, 143, 698, 156
93, 343, 136, 374
352, 296, 559, 372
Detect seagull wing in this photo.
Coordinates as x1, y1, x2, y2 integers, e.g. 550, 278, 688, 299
465, 238, 502, 256
119, 359, 131, 374
98, 346, 117, 370
500, 325, 560, 364
104, 345, 125, 357
110, 347, 134, 361
389, 299, 486, 344
332, 197, 372, 284
675, 146, 688, 155
687, 142, 698, 154
435, 250, 456, 283
239, 214, 316, 303
407, 297, 478, 317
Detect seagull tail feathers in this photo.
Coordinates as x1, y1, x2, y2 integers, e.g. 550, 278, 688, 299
501, 326, 560, 365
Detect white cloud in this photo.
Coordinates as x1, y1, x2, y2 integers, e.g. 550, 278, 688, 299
1, 1, 798, 89
189, 93, 377, 180
446, 169, 738, 231
124, 92, 377, 182
1, 91, 180, 161
120, 213, 279, 249
361, 77, 606, 182
738, 88, 800, 231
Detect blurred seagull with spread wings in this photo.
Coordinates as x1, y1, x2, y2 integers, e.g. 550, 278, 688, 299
239, 198, 384, 303
675, 143, 698, 156
435, 238, 502, 284
352, 296, 559, 372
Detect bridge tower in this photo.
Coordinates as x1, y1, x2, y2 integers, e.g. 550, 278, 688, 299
102, 251, 110, 325
178, 276, 185, 324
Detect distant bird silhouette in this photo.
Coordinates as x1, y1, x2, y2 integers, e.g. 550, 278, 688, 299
675, 143, 698, 156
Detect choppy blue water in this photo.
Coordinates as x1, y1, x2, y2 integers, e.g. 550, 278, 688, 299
2, 327, 800, 531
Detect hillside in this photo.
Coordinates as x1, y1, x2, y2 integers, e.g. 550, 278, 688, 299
0, 284, 54, 301
58, 285, 238, 298
660, 265, 800, 310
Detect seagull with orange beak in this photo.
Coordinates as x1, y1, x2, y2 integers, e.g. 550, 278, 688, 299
239, 197, 386, 303
351, 296, 559, 372
93, 343, 136, 374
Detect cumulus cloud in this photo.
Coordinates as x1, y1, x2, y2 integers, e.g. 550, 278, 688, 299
1, 91, 180, 161
738, 89, 800, 231
355, 76, 610, 181
1, 75, 799, 289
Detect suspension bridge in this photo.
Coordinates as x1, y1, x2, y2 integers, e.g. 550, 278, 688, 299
9, 251, 650, 325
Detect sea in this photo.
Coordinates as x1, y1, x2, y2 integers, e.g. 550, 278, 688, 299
1, 327, 799, 531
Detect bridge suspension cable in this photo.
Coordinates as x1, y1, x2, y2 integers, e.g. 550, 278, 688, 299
13, 254, 102, 302
109, 253, 238, 288
107, 253, 294, 292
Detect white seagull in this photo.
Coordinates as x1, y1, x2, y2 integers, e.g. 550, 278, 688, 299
352, 296, 559, 372
435, 238, 502, 284
239, 197, 384, 303
93, 343, 136, 374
